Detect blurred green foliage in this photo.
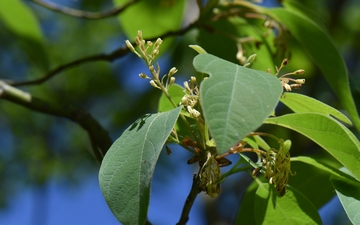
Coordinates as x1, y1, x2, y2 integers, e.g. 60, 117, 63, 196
0, 0, 359, 224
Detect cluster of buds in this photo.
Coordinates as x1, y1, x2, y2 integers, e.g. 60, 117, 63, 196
275, 59, 306, 92
125, 30, 162, 65
199, 152, 221, 198
125, 30, 178, 92
180, 76, 201, 118
257, 139, 292, 196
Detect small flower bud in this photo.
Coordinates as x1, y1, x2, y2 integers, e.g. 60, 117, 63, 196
290, 84, 302, 89
168, 67, 178, 77
294, 69, 305, 75
190, 76, 196, 83
135, 36, 141, 45
184, 81, 191, 92
149, 80, 161, 89
152, 49, 159, 57
154, 38, 163, 47
188, 106, 200, 118
181, 95, 188, 106
125, 40, 135, 51
282, 140, 292, 153
137, 30, 143, 39
295, 79, 305, 84
139, 73, 150, 79
169, 77, 176, 86
284, 83, 292, 91
149, 65, 154, 72
281, 58, 289, 66
147, 41, 153, 46
243, 54, 257, 67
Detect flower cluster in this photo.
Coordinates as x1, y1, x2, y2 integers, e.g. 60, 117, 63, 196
262, 140, 292, 196
199, 152, 221, 198
275, 59, 306, 92
125, 30, 178, 93
180, 76, 201, 118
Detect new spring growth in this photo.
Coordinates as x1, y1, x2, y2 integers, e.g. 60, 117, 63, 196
199, 152, 221, 198
180, 76, 201, 118
275, 59, 306, 92
263, 139, 292, 197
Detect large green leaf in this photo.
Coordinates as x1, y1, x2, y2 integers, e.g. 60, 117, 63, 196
331, 168, 360, 225
265, 113, 360, 180
255, 183, 322, 225
269, 8, 360, 131
280, 93, 352, 125
193, 53, 283, 153
0, 0, 48, 71
291, 156, 358, 185
289, 160, 335, 209
99, 107, 181, 225
281, 0, 328, 32
234, 180, 258, 225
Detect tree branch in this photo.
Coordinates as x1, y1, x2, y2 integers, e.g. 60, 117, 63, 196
0, 80, 112, 162
5, 22, 197, 87
177, 173, 202, 225
31, 0, 139, 19
6, 45, 130, 86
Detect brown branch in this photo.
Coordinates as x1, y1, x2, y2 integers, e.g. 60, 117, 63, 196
5, 22, 197, 87
0, 80, 112, 162
176, 173, 202, 225
31, 0, 139, 19
6, 45, 130, 86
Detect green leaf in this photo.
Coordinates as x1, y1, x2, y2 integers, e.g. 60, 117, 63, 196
289, 159, 336, 209
280, 92, 352, 125
99, 107, 181, 225
269, 8, 360, 131
158, 84, 184, 112
234, 180, 258, 224
331, 169, 360, 225
193, 53, 283, 153
281, 0, 328, 32
255, 183, 322, 225
265, 113, 360, 180
114, 0, 187, 51
292, 156, 358, 182
0, 0, 48, 71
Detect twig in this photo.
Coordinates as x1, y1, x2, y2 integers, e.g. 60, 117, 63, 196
31, 0, 139, 19
0, 80, 112, 162
5, 22, 197, 87
176, 174, 202, 225
6, 46, 129, 86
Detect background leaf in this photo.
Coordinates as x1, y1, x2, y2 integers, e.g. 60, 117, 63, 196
99, 107, 181, 225
331, 169, 360, 225
158, 84, 184, 112
255, 183, 322, 225
280, 93, 352, 125
269, 8, 360, 131
114, 0, 187, 52
0, 0, 48, 71
193, 53, 282, 153
266, 113, 360, 180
